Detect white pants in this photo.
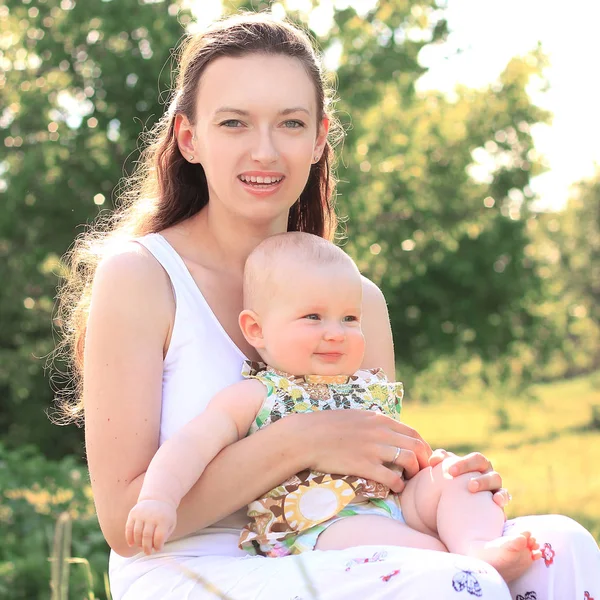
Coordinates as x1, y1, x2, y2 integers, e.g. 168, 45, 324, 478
117, 515, 599, 599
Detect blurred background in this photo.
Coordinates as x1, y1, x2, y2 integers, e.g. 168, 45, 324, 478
1, 0, 598, 597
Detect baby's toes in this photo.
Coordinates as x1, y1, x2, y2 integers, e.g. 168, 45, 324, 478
528, 537, 539, 551
510, 534, 529, 551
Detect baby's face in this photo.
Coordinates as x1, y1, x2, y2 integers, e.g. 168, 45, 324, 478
257, 262, 365, 376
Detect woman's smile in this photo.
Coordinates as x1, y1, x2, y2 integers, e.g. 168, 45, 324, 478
238, 171, 286, 196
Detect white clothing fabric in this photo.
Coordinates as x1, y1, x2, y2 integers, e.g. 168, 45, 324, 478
109, 232, 600, 600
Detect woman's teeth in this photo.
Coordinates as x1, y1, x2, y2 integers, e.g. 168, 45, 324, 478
239, 175, 282, 185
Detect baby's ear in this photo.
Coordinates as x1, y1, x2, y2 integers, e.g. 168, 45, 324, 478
239, 309, 265, 348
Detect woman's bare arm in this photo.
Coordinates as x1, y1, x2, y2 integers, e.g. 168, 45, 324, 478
360, 276, 396, 378
84, 246, 170, 556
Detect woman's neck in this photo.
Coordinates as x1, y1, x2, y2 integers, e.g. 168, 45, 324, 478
172, 206, 288, 275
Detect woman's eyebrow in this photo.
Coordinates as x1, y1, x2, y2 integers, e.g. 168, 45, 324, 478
214, 106, 311, 116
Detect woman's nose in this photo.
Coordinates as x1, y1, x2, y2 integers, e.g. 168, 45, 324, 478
251, 128, 279, 164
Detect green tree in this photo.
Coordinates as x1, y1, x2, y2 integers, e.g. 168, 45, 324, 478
0, 0, 192, 456
340, 51, 552, 389
529, 172, 600, 379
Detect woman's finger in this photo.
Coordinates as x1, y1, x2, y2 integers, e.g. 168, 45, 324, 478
491, 487, 511, 507
378, 424, 431, 470
428, 448, 453, 468
467, 469, 503, 493
390, 420, 433, 461
387, 445, 420, 480
447, 451, 493, 477
371, 464, 405, 494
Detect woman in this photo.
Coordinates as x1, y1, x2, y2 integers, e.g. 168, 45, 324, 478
59, 12, 599, 600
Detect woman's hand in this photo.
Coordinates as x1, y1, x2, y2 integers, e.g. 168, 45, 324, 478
429, 448, 511, 509
299, 410, 432, 494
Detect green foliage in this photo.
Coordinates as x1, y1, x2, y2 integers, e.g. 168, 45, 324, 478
330, 29, 551, 382
50, 513, 72, 600
0, 443, 107, 599
0, 0, 192, 456
50, 513, 105, 600
525, 170, 600, 380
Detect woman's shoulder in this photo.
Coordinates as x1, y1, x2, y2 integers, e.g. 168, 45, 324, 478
87, 239, 174, 354
91, 239, 174, 323
360, 275, 386, 302
95, 239, 170, 292
360, 275, 390, 335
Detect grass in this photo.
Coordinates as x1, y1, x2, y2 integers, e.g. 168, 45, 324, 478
404, 371, 600, 542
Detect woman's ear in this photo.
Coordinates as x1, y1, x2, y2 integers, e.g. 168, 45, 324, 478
239, 309, 265, 348
314, 116, 330, 159
174, 113, 197, 163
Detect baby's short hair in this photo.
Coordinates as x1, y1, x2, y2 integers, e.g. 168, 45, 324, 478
243, 232, 358, 310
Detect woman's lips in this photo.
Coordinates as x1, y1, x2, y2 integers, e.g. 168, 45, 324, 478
238, 176, 285, 197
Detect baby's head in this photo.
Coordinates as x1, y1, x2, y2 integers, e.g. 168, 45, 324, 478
240, 232, 365, 376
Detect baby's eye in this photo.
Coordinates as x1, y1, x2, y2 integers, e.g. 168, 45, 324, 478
343, 315, 359, 322
220, 120, 244, 128
304, 314, 320, 320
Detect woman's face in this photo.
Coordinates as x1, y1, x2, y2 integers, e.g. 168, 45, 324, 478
188, 53, 328, 229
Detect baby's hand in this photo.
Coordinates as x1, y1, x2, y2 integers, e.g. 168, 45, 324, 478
125, 499, 177, 555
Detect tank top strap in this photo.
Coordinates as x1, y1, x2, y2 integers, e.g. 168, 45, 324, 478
135, 232, 194, 299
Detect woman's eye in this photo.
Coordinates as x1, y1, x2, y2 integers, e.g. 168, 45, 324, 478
283, 120, 305, 129
220, 120, 244, 128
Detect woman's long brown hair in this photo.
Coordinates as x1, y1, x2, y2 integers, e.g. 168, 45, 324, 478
55, 13, 342, 422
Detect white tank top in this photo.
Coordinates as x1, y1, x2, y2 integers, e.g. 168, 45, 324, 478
109, 233, 249, 593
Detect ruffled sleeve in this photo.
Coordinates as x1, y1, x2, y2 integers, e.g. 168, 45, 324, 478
241, 360, 268, 378
353, 368, 403, 419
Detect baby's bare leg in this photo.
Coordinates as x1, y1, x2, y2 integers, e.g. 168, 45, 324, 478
401, 459, 540, 582
315, 514, 447, 552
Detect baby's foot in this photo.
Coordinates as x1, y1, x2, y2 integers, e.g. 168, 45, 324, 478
471, 532, 541, 583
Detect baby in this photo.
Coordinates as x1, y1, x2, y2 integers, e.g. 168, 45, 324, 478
126, 232, 540, 582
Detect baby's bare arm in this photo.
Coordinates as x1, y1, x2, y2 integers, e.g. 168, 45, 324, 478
137, 379, 266, 507
125, 380, 265, 553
